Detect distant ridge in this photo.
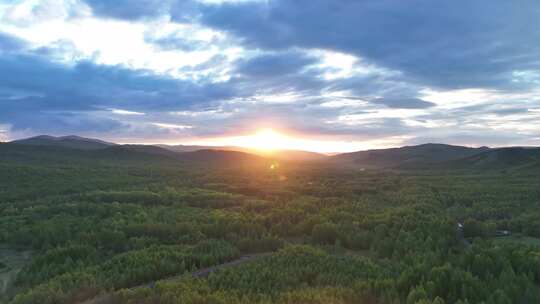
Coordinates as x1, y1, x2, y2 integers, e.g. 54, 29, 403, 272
3, 136, 266, 166
441, 147, 540, 170
177, 149, 264, 163
331, 143, 490, 169
158, 144, 326, 161
12, 135, 115, 150
96, 144, 180, 159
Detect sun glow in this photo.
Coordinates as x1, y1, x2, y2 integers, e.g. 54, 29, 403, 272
235, 128, 290, 151
179, 128, 411, 153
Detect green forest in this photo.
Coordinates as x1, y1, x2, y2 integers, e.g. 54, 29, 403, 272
2, 146, 540, 304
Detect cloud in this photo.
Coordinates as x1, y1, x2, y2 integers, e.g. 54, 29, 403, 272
199, 0, 540, 89
492, 108, 530, 116
228, 51, 332, 98
1, 0, 87, 26
147, 34, 210, 52
151, 122, 193, 130
81, 0, 201, 22
2, 110, 127, 136
110, 109, 146, 116
0, 43, 237, 136
83, 0, 172, 20
0, 31, 27, 52
372, 97, 436, 109
235, 51, 317, 77
0, 51, 236, 113
143, 23, 228, 54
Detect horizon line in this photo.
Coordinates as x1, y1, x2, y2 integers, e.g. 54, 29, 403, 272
4, 134, 540, 154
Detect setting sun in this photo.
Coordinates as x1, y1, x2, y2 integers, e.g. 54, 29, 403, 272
219, 128, 294, 152
248, 129, 288, 151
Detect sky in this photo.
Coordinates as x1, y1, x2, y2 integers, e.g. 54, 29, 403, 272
0, 0, 539, 152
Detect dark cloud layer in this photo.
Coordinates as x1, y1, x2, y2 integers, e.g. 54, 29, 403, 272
83, 0, 172, 20
83, 0, 199, 22
229, 51, 329, 97
79, 0, 540, 90
0, 52, 235, 112
200, 0, 540, 89
235, 51, 317, 78
0, 32, 27, 52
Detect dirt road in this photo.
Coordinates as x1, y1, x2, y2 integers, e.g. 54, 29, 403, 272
81, 252, 271, 304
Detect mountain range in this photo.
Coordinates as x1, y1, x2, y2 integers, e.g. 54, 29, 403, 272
3, 135, 540, 171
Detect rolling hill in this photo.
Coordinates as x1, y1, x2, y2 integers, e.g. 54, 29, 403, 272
159, 144, 326, 162
441, 147, 540, 171
331, 143, 490, 169
177, 149, 265, 164
12, 135, 115, 150
1, 139, 266, 167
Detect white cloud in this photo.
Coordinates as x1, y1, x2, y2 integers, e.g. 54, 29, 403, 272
110, 108, 145, 116
319, 92, 369, 108
512, 70, 540, 85
1, 2, 240, 79
151, 122, 193, 130
248, 92, 302, 104
0, 0, 90, 26
315, 50, 357, 80
0, 124, 10, 141
170, 109, 233, 119
3, 17, 213, 72
310, 49, 399, 81
402, 119, 456, 129
420, 88, 540, 109
0, 87, 44, 100
319, 99, 367, 108
335, 108, 428, 124
197, 0, 267, 3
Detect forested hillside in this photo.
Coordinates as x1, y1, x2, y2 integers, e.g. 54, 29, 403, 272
1, 144, 540, 303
